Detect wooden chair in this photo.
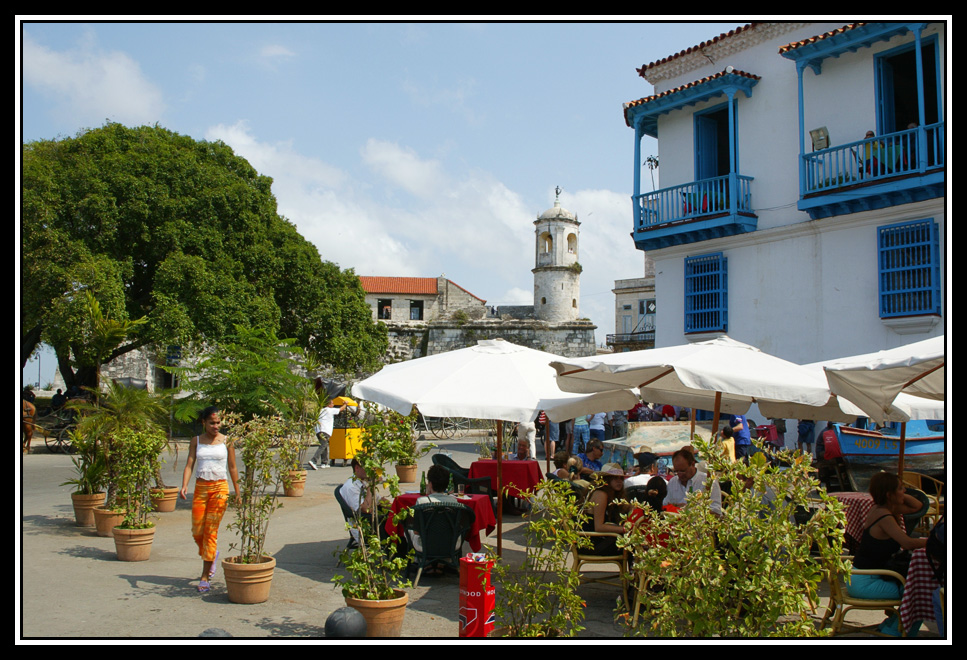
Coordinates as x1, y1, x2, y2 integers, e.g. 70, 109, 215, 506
570, 531, 629, 607
820, 555, 907, 637
901, 472, 944, 531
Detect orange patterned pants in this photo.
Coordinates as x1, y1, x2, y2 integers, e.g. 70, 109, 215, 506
191, 479, 229, 561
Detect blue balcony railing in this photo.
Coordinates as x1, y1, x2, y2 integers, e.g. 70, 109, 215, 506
801, 122, 945, 196
633, 173, 754, 231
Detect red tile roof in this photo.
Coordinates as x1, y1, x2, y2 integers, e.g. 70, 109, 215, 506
637, 24, 757, 77
624, 69, 762, 116
359, 276, 438, 295
778, 23, 867, 54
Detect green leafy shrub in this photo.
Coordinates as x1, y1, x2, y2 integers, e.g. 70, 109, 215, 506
618, 436, 850, 637
332, 404, 414, 600
222, 412, 296, 563
488, 478, 591, 637
113, 427, 168, 529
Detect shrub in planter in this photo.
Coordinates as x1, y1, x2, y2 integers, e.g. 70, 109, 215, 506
60, 428, 108, 526
112, 426, 167, 561
617, 436, 850, 638
487, 478, 592, 637
332, 416, 414, 636
221, 412, 294, 603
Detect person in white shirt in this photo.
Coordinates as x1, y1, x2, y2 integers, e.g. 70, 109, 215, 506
663, 447, 722, 514
309, 398, 347, 469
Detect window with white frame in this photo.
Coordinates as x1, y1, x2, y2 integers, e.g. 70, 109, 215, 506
877, 219, 941, 318
684, 252, 728, 333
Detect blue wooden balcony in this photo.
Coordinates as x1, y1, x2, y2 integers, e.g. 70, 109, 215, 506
799, 122, 945, 220
632, 173, 757, 251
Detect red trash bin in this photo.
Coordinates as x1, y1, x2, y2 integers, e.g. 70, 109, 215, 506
458, 555, 495, 637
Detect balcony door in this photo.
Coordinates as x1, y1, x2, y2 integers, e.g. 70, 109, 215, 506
694, 103, 733, 181
875, 35, 940, 133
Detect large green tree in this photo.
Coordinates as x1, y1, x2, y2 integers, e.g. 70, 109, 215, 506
22, 122, 386, 388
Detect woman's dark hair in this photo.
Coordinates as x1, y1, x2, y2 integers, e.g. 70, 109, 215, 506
198, 406, 220, 423
869, 471, 902, 506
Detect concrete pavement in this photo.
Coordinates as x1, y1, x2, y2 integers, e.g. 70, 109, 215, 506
19, 434, 938, 641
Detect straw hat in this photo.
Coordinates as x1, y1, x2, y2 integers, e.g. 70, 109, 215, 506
596, 463, 627, 479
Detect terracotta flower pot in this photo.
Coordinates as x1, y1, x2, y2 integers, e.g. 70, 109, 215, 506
223, 555, 276, 604
345, 589, 408, 637
113, 525, 156, 561
395, 464, 418, 484
149, 486, 180, 512
70, 492, 106, 526
93, 506, 126, 537
283, 470, 307, 497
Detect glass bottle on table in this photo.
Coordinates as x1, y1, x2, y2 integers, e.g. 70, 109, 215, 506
420, 471, 426, 495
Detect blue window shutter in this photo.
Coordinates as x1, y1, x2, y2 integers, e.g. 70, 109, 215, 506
684, 252, 728, 333
878, 219, 941, 318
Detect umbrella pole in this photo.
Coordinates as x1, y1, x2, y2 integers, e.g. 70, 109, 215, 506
496, 423, 503, 558
897, 422, 907, 479
690, 406, 696, 439
710, 392, 722, 438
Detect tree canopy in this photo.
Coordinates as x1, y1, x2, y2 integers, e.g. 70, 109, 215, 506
22, 122, 386, 388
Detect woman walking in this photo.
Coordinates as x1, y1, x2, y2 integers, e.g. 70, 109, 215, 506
180, 407, 239, 593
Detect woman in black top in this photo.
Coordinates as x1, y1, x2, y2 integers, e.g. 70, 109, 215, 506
850, 471, 927, 636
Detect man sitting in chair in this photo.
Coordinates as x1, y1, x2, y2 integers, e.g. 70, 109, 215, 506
340, 458, 391, 542
407, 465, 461, 574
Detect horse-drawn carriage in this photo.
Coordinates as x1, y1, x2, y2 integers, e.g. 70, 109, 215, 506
22, 401, 78, 454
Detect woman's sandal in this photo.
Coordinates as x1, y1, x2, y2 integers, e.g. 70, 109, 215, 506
208, 551, 219, 579
198, 579, 211, 593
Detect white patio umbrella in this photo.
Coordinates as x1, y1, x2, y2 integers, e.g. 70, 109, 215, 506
819, 335, 945, 477
551, 336, 833, 435
351, 338, 639, 554
821, 335, 945, 426
757, 361, 945, 424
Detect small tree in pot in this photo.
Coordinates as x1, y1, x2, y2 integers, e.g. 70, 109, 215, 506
219, 411, 295, 603
332, 408, 415, 636
60, 428, 108, 526
111, 426, 168, 561
488, 478, 592, 637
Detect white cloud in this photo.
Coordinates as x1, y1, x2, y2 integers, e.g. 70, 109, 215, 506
360, 139, 447, 200
201, 123, 634, 337
260, 44, 296, 59
22, 32, 165, 128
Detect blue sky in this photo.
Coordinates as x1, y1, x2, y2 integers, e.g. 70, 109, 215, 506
20, 18, 744, 387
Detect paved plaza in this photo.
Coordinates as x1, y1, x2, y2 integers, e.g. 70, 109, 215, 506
18, 435, 941, 642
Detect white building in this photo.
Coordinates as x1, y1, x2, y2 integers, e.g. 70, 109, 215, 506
622, 21, 946, 366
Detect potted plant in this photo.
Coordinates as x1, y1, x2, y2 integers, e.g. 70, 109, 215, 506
487, 478, 592, 637
220, 412, 293, 604
111, 426, 167, 561
368, 404, 428, 484
616, 435, 851, 637
332, 411, 414, 637
60, 428, 107, 526
68, 381, 168, 536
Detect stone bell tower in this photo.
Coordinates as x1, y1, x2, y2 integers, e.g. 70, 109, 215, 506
533, 186, 581, 322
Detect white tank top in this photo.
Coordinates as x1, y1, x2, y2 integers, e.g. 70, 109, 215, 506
195, 438, 228, 481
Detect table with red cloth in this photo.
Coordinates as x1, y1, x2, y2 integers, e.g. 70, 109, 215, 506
384, 492, 497, 552
469, 459, 543, 498
829, 491, 905, 553
899, 547, 942, 633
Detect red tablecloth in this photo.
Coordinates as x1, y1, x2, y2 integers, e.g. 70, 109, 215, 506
384, 493, 496, 552
469, 459, 543, 498
899, 547, 941, 633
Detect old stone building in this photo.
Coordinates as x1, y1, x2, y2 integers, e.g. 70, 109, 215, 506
364, 188, 596, 364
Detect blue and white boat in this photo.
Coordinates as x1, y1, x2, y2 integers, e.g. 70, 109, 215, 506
823, 419, 944, 475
